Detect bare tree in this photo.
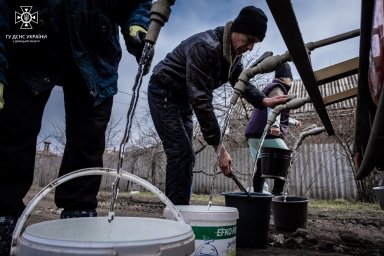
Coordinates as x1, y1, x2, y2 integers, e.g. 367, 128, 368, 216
331, 108, 383, 202
50, 115, 124, 153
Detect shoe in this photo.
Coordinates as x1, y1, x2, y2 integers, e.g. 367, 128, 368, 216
60, 209, 97, 219
0, 216, 16, 256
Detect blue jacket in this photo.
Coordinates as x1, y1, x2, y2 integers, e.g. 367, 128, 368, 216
0, 0, 151, 105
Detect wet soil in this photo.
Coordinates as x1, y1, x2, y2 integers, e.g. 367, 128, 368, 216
21, 187, 384, 256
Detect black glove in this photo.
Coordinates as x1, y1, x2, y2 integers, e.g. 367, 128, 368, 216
126, 25, 153, 75
126, 25, 147, 63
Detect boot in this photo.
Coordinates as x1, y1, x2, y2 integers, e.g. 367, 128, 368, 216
0, 216, 16, 256
253, 158, 265, 192
272, 178, 285, 196
60, 209, 97, 219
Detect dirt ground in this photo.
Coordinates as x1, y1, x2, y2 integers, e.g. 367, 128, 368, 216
19, 186, 384, 256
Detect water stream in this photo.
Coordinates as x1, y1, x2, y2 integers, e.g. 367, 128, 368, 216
109, 42, 154, 222
207, 104, 235, 208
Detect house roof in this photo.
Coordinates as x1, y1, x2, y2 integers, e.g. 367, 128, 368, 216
289, 73, 357, 114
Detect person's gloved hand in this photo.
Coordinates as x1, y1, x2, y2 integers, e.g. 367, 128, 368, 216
126, 25, 153, 75
0, 82, 4, 110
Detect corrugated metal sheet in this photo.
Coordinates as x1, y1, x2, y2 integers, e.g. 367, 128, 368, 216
289, 74, 358, 114
33, 142, 357, 200
192, 144, 357, 200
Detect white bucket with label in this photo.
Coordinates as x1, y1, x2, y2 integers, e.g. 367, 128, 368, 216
164, 205, 239, 256
17, 217, 195, 256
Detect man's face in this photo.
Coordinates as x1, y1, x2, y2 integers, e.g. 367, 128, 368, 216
231, 32, 260, 55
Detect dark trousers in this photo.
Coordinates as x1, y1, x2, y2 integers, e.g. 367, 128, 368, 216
148, 81, 194, 205
253, 158, 285, 196
0, 68, 112, 217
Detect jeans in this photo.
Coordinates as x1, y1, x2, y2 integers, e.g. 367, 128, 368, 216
148, 81, 194, 205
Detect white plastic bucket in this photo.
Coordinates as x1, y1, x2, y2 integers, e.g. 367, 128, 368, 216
17, 217, 195, 256
164, 205, 239, 256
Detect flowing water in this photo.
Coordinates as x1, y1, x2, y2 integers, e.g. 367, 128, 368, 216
248, 130, 269, 193
109, 43, 154, 222
207, 104, 235, 209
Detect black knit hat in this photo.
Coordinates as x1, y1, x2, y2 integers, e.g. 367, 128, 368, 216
275, 62, 293, 79
232, 6, 268, 42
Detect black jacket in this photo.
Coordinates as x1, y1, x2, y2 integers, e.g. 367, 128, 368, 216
150, 26, 266, 145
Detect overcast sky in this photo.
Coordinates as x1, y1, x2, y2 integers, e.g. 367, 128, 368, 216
40, 0, 361, 149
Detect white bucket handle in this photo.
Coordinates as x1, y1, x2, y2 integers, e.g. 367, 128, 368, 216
10, 168, 184, 256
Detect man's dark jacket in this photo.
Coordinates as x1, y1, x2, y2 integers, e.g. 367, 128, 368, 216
0, 0, 151, 105
150, 26, 266, 146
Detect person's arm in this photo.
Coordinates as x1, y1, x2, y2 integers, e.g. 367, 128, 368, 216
242, 83, 289, 109
267, 87, 284, 136
288, 117, 302, 128
186, 43, 221, 146
118, 1, 151, 64
213, 145, 232, 177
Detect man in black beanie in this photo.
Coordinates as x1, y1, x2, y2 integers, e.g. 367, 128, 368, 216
147, 6, 289, 205
232, 6, 268, 42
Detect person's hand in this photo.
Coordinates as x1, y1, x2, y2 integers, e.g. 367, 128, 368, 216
270, 126, 280, 136
126, 25, 153, 75
216, 145, 232, 177
0, 82, 4, 110
295, 120, 302, 129
261, 95, 289, 108
127, 25, 147, 62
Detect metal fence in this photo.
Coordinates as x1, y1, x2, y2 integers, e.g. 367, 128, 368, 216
192, 143, 357, 199
34, 143, 357, 200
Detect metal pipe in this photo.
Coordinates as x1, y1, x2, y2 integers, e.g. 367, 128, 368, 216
305, 29, 360, 51
145, 0, 176, 44
264, 96, 311, 134
230, 51, 291, 105
230, 29, 360, 106
292, 126, 326, 152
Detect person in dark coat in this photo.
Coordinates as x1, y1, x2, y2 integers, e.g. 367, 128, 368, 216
0, 1, 151, 254
147, 6, 290, 205
245, 62, 302, 195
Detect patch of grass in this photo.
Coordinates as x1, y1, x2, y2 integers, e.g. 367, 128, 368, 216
308, 198, 380, 211
191, 193, 225, 205
103, 190, 383, 212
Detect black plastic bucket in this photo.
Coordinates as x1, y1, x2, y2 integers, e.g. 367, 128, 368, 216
222, 192, 273, 249
271, 196, 309, 231
260, 147, 292, 180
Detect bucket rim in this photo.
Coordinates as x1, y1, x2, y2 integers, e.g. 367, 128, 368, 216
20, 217, 194, 247
272, 195, 309, 203
164, 205, 239, 221
260, 147, 292, 153
222, 191, 274, 199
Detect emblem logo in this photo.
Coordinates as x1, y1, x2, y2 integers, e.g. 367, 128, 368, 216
15, 6, 38, 29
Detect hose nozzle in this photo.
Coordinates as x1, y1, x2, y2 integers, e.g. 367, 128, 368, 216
145, 0, 176, 44
293, 126, 326, 151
